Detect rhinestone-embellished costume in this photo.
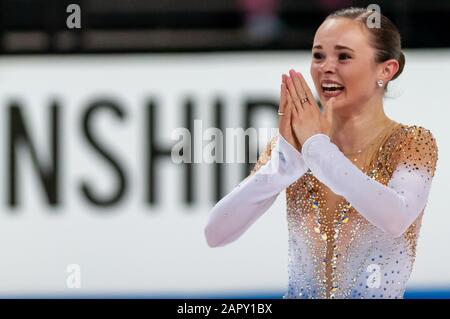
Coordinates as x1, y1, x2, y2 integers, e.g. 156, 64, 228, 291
204, 123, 438, 299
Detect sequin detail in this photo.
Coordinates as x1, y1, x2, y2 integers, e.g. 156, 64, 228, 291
252, 124, 438, 299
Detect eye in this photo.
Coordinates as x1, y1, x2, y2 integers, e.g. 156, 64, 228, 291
313, 52, 323, 59
339, 53, 351, 60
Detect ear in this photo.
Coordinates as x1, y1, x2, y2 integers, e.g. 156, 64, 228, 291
378, 59, 400, 82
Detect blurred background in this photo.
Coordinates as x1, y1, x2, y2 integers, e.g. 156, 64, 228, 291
0, 0, 448, 298
1, 0, 449, 53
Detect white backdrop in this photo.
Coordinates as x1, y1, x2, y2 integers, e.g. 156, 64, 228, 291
0, 50, 448, 297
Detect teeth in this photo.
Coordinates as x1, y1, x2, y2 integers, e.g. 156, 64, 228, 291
322, 83, 343, 88
322, 82, 345, 93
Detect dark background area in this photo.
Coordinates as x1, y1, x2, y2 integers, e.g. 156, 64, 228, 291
0, 0, 448, 54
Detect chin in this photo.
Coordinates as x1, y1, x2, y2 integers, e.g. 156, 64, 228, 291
321, 94, 343, 105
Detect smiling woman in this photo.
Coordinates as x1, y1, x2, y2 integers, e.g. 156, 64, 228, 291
204, 6, 439, 299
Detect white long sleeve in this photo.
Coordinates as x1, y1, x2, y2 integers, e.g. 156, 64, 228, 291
204, 134, 308, 247
301, 130, 438, 238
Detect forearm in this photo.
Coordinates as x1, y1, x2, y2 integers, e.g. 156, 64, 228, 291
301, 134, 433, 237
205, 134, 308, 247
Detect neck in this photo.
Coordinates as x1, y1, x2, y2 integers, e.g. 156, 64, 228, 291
329, 98, 393, 155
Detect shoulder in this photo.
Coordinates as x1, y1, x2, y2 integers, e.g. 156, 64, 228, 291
401, 124, 437, 148
392, 123, 436, 145
404, 124, 435, 137
396, 123, 438, 175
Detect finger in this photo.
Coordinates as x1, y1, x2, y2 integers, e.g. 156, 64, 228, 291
279, 84, 290, 131
284, 85, 292, 117
286, 75, 303, 114
284, 86, 293, 132
286, 86, 299, 120
288, 91, 301, 149
289, 69, 307, 103
279, 82, 287, 114
281, 85, 291, 118
289, 76, 304, 118
296, 71, 315, 106
325, 97, 335, 122
280, 91, 294, 142
295, 72, 319, 118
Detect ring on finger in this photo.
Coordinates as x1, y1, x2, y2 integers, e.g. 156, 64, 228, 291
300, 97, 310, 105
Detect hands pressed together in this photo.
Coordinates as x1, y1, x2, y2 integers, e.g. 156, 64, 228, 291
278, 69, 335, 151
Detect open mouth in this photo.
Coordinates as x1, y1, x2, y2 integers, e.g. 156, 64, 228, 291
321, 82, 345, 96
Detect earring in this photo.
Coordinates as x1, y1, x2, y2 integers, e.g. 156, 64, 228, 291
377, 79, 384, 87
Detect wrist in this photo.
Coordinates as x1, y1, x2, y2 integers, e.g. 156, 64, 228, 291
301, 133, 330, 156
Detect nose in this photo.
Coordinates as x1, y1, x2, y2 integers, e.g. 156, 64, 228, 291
319, 58, 336, 74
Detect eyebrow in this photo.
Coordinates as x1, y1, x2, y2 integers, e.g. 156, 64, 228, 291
312, 45, 355, 52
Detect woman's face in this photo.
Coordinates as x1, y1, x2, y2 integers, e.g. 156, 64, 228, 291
310, 18, 380, 109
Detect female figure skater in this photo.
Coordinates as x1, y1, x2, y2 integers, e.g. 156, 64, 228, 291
204, 7, 438, 299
